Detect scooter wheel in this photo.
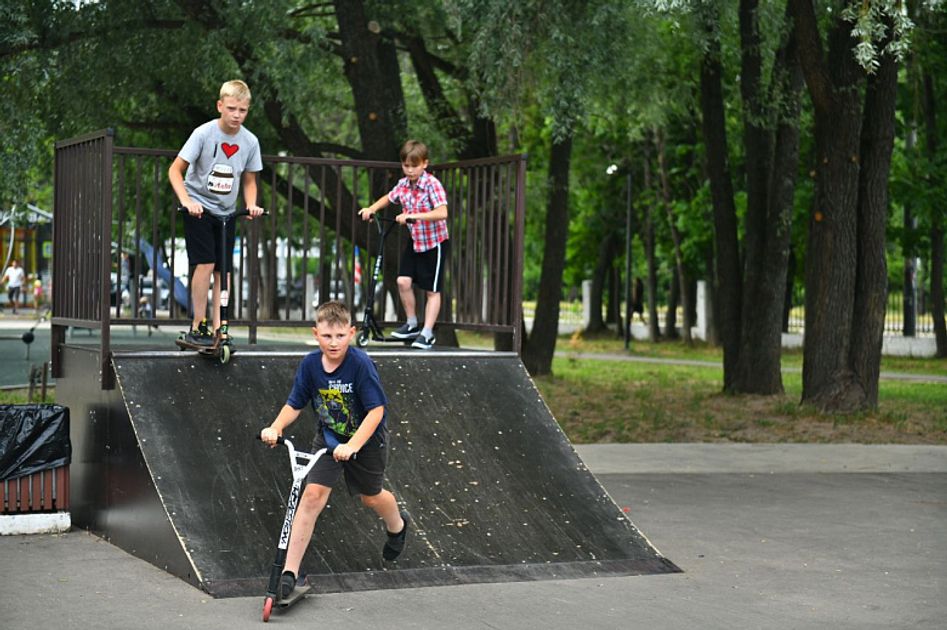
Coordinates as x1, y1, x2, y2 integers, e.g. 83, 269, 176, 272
356, 330, 370, 348
262, 596, 274, 622
219, 344, 231, 364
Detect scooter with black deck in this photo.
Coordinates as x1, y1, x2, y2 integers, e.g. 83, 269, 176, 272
174, 206, 267, 363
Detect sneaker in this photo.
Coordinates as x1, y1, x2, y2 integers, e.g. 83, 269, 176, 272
382, 510, 410, 561
185, 320, 214, 346
390, 323, 420, 339
411, 333, 435, 350
279, 570, 296, 600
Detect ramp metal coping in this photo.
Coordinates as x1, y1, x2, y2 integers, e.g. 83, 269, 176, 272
111, 350, 520, 359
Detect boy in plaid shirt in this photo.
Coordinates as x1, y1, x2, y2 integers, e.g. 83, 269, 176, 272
359, 140, 450, 350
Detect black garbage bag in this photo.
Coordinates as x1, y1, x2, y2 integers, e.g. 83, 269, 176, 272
0, 405, 71, 480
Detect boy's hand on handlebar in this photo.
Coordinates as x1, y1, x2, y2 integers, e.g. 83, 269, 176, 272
358, 207, 374, 221
183, 201, 204, 217
260, 426, 281, 447
333, 443, 357, 461
246, 204, 264, 219
395, 212, 410, 225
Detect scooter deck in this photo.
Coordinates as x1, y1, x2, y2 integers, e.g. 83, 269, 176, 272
175, 335, 234, 353
277, 584, 312, 608
174, 338, 220, 353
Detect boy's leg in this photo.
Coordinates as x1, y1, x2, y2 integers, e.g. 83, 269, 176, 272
396, 275, 416, 320
283, 483, 333, 578
361, 489, 409, 561
190, 263, 214, 329
360, 489, 404, 533
422, 291, 441, 333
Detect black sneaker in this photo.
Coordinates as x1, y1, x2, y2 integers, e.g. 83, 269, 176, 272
411, 333, 435, 350
390, 323, 420, 339
279, 570, 296, 600
184, 330, 214, 346
382, 510, 410, 561
182, 319, 212, 346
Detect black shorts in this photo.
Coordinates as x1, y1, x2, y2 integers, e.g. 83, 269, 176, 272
183, 212, 237, 272
307, 428, 390, 496
7, 287, 20, 302
399, 238, 449, 293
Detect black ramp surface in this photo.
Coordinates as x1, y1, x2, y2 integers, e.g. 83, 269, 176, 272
112, 350, 678, 596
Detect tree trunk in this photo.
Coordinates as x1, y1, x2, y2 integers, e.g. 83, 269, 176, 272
655, 127, 691, 343
922, 71, 947, 356
850, 43, 898, 408
586, 231, 619, 333
522, 134, 573, 376
641, 151, 662, 341
792, 0, 884, 412
732, 4, 803, 394
699, 7, 742, 386
334, 0, 406, 162
665, 268, 680, 340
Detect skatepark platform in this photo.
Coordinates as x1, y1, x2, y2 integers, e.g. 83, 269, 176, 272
56, 344, 678, 597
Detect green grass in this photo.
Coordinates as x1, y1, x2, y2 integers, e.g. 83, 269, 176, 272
0, 388, 54, 405
455, 328, 947, 444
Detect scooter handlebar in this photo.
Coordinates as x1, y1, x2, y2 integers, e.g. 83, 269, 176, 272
255, 432, 337, 456
177, 206, 269, 218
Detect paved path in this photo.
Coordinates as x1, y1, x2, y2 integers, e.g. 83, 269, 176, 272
2, 444, 945, 629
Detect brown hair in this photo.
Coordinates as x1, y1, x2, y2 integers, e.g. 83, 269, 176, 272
315, 301, 351, 327
400, 140, 429, 165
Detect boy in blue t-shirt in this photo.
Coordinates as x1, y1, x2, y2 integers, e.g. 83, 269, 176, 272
260, 301, 409, 599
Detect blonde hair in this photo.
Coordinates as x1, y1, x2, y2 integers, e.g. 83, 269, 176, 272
400, 140, 429, 165
315, 301, 351, 327
220, 80, 251, 103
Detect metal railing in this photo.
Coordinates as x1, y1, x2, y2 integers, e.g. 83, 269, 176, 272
52, 129, 527, 387
784, 284, 937, 336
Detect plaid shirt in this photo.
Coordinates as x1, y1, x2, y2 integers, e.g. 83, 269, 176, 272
387, 171, 449, 252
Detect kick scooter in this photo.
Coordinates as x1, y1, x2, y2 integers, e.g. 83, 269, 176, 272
256, 433, 333, 622
175, 207, 266, 363
356, 214, 414, 348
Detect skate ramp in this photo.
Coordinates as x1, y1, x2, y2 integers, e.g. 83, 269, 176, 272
90, 350, 678, 596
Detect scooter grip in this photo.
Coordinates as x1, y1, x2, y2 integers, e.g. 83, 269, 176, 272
255, 432, 285, 445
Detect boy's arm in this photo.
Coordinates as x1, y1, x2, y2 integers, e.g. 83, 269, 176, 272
399, 203, 447, 223
240, 171, 264, 218
260, 404, 303, 446
333, 405, 384, 461
358, 194, 391, 221
168, 157, 203, 216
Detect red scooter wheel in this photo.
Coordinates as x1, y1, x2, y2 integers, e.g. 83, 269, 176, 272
262, 596, 274, 622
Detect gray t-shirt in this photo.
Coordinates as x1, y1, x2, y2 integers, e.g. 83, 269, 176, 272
178, 120, 263, 217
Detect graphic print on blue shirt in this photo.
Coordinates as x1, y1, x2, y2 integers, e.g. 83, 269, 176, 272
286, 347, 387, 439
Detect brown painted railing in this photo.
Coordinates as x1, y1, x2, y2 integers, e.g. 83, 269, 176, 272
52, 130, 526, 387
1, 466, 70, 514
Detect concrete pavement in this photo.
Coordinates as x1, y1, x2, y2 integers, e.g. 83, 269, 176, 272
1, 444, 944, 629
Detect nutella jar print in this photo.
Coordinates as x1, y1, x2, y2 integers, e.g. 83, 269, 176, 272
208, 163, 234, 195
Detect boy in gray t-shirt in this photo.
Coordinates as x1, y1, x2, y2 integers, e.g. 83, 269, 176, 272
169, 79, 264, 346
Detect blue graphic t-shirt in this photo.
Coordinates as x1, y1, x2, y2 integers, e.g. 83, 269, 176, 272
286, 347, 387, 440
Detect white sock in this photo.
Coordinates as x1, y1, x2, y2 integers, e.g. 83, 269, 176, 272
407, 317, 418, 328
421, 327, 434, 339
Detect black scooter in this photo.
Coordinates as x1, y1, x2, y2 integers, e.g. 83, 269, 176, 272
174, 207, 266, 363
355, 214, 413, 348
